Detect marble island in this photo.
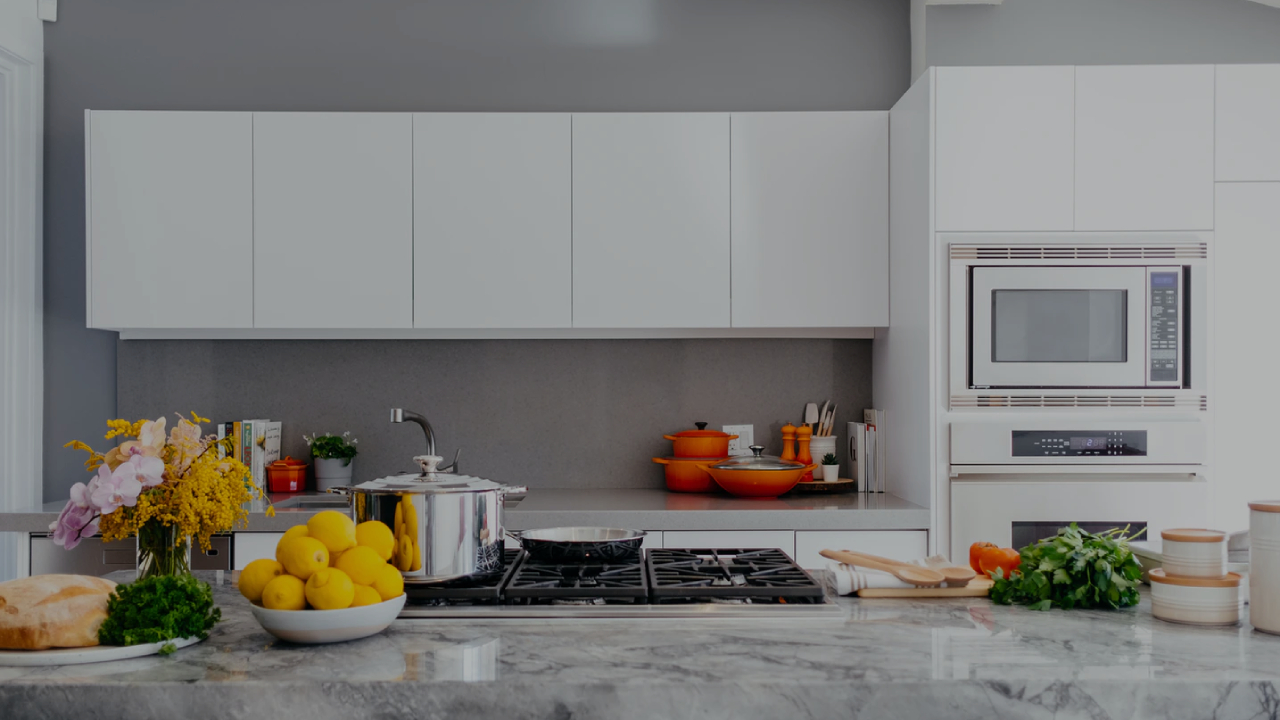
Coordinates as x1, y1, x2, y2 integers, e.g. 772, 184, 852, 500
2, 571, 1279, 720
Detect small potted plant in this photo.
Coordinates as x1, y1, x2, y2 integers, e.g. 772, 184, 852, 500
304, 431, 358, 491
820, 453, 840, 483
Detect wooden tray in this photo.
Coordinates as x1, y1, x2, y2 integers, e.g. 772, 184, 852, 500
856, 576, 994, 598
790, 478, 858, 494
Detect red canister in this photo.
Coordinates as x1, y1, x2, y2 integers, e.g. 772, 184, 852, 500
266, 456, 308, 493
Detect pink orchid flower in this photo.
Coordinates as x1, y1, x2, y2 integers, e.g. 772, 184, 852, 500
50, 500, 98, 549
91, 465, 144, 514
115, 453, 165, 489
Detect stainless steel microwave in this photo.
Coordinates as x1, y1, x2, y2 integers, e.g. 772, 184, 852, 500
949, 236, 1208, 392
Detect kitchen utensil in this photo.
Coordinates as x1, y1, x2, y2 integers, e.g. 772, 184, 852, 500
249, 595, 406, 644
804, 403, 819, 432
652, 455, 724, 493
664, 422, 738, 458
1250, 500, 1280, 634
1148, 569, 1241, 626
513, 527, 646, 563
266, 456, 308, 493
854, 577, 993, 598
838, 549, 976, 586
817, 401, 829, 433
781, 423, 797, 461
693, 446, 816, 498
819, 549, 946, 587
1159, 528, 1228, 578
330, 472, 527, 584
821, 403, 837, 437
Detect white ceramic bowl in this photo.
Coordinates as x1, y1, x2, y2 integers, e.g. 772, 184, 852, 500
1160, 528, 1227, 578
1149, 569, 1241, 626
249, 594, 406, 644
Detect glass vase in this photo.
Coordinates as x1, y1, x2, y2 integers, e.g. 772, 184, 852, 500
136, 521, 192, 579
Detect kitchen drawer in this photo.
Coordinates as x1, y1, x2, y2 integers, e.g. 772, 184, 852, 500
29, 534, 136, 577
233, 532, 284, 570
192, 535, 232, 571
794, 531, 928, 570
661, 531, 795, 558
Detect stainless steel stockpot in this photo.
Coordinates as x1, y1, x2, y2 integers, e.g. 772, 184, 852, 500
333, 474, 526, 584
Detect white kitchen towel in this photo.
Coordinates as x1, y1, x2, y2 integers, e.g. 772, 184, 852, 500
827, 555, 959, 595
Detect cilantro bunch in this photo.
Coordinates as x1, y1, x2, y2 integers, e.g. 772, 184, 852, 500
990, 523, 1145, 611
98, 574, 221, 652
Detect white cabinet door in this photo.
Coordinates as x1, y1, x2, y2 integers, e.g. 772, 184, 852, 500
233, 533, 284, 570
253, 113, 413, 328
1214, 183, 1280, 531
730, 112, 888, 327
662, 531, 794, 558
1216, 65, 1280, 182
571, 114, 730, 328
87, 111, 253, 329
414, 114, 572, 329
1075, 65, 1215, 231
793, 531, 928, 570
935, 66, 1075, 233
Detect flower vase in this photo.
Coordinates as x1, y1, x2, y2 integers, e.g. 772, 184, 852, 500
313, 457, 354, 492
136, 522, 192, 579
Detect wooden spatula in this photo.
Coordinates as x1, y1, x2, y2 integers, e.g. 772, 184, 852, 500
820, 549, 946, 587
834, 549, 976, 586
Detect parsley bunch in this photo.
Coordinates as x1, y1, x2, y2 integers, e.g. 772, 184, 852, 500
98, 574, 221, 651
990, 523, 1146, 611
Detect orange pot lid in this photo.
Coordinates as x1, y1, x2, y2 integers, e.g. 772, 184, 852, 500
652, 455, 731, 464
1160, 528, 1227, 543
1148, 568, 1240, 588
269, 456, 307, 468
1250, 501, 1280, 513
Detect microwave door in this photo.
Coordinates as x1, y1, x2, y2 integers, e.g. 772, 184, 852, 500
970, 266, 1148, 389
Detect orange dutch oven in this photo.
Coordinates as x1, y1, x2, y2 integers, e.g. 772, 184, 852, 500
652, 456, 724, 493
692, 446, 816, 498
665, 422, 738, 458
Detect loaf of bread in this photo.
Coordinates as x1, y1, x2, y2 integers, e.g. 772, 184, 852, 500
0, 574, 117, 650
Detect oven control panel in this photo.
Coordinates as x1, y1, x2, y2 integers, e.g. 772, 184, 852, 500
1011, 430, 1148, 457
1148, 269, 1182, 386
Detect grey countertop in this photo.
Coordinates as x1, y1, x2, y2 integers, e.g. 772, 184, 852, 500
2, 570, 1278, 720
2, 487, 928, 534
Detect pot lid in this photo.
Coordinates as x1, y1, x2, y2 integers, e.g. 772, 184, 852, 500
708, 446, 805, 472
668, 422, 733, 439
356, 473, 527, 495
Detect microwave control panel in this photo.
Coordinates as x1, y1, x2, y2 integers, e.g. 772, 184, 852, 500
1011, 430, 1148, 457
1148, 269, 1182, 385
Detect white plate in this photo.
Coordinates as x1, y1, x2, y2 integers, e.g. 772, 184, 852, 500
0, 635, 203, 667
250, 594, 406, 644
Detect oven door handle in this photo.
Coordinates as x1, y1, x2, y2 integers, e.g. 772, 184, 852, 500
949, 464, 1204, 478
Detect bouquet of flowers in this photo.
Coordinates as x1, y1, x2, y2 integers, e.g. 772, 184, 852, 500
59, 412, 273, 577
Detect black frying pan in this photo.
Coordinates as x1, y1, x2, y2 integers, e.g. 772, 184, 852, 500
512, 527, 646, 564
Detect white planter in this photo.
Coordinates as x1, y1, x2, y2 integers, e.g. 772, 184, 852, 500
820, 464, 840, 483
313, 457, 355, 492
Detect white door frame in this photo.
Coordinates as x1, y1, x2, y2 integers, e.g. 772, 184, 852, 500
0, 0, 45, 581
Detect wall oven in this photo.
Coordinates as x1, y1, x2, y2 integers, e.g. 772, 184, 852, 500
949, 234, 1208, 398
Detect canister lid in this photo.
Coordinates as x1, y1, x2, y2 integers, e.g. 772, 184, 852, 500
1249, 500, 1280, 513
1161, 528, 1227, 543
1148, 568, 1241, 588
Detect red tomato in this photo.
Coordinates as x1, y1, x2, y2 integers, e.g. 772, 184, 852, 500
969, 541, 998, 573
978, 547, 1022, 579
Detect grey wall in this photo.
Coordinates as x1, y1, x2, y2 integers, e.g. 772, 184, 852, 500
117, 339, 872, 490
43, 0, 909, 498
927, 0, 1280, 67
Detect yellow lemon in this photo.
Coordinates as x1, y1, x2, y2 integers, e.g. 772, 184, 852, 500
349, 584, 383, 607
409, 541, 422, 572
277, 536, 329, 580
275, 524, 310, 563
335, 545, 386, 586
238, 558, 284, 603
402, 497, 419, 538
355, 521, 395, 562
307, 511, 357, 555
261, 574, 306, 611
372, 563, 405, 601
395, 534, 414, 572
305, 568, 356, 610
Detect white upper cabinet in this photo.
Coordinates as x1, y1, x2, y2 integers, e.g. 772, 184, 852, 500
87, 111, 253, 329
571, 114, 731, 328
1075, 65, 1215, 231
730, 112, 888, 327
1216, 64, 1280, 182
413, 114, 572, 329
935, 66, 1076, 232
253, 113, 413, 328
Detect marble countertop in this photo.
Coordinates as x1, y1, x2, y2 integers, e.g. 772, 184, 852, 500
2, 571, 1278, 720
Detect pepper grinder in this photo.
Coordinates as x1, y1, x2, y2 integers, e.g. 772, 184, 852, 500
796, 425, 814, 482
781, 423, 797, 462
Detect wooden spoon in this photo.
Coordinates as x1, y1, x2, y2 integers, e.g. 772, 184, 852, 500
820, 549, 945, 587
839, 549, 977, 586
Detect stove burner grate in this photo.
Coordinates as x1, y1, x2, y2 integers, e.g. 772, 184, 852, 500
646, 548, 825, 603
504, 556, 648, 603
405, 549, 523, 605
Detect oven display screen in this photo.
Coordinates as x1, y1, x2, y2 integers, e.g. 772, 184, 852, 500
1011, 430, 1148, 457
1069, 436, 1106, 450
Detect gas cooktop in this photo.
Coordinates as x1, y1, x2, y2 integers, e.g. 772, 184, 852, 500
399, 548, 844, 620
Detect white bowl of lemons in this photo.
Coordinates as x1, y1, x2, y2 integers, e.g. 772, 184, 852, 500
239, 511, 407, 645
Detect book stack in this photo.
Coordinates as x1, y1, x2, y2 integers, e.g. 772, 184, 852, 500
848, 409, 887, 494
216, 420, 282, 490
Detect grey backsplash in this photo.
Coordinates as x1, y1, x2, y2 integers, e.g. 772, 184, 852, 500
117, 339, 871, 491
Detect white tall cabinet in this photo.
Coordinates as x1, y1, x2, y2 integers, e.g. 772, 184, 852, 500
1216, 64, 1280, 182
253, 113, 414, 329
413, 114, 572, 329
571, 114, 731, 329
86, 111, 253, 329
729, 112, 888, 327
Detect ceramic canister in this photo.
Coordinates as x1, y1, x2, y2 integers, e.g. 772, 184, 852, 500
1148, 569, 1242, 626
1160, 528, 1228, 578
1250, 501, 1280, 634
